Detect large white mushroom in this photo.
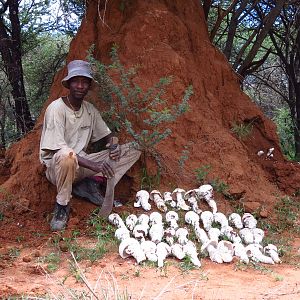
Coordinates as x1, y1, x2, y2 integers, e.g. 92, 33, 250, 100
201, 240, 223, 264
245, 244, 274, 264
135, 190, 151, 211
163, 191, 176, 207
149, 223, 164, 244
222, 226, 242, 244
239, 228, 254, 245
233, 242, 249, 264
137, 214, 150, 230
214, 212, 229, 231
194, 185, 218, 213
207, 227, 221, 242
156, 242, 171, 267
185, 211, 200, 227
171, 243, 185, 260
251, 228, 265, 244
164, 227, 176, 246
242, 213, 257, 229
228, 213, 243, 229
132, 224, 148, 242
119, 238, 146, 264
149, 211, 163, 226
125, 214, 138, 231
165, 211, 179, 229
264, 244, 282, 264
217, 240, 234, 263
193, 224, 209, 245
200, 211, 214, 231
184, 190, 202, 214
108, 213, 126, 229
150, 190, 168, 212
176, 228, 189, 245
172, 188, 190, 211
115, 227, 130, 242
141, 240, 158, 262
183, 241, 201, 267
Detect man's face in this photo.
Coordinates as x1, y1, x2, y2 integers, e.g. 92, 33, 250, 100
68, 76, 91, 100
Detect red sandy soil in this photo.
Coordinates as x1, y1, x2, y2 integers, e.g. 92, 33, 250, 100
1, 0, 300, 298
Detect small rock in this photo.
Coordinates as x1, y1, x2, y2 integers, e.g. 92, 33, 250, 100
23, 256, 32, 263
59, 240, 68, 252
34, 250, 41, 257
244, 201, 261, 213
259, 208, 268, 218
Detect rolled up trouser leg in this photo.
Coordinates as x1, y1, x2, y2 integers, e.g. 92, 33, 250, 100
46, 147, 78, 206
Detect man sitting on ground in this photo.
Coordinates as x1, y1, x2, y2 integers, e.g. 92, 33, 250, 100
39, 60, 141, 231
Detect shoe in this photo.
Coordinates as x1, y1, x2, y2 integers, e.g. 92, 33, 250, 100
72, 177, 105, 206
50, 202, 70, 231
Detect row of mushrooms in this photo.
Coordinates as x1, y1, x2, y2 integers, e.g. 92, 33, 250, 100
108, 184, 281, 268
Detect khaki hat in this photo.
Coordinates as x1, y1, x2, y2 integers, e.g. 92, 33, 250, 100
61, 60, 94, 88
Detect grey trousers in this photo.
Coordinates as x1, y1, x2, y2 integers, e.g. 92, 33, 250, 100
45, 143, 141, 206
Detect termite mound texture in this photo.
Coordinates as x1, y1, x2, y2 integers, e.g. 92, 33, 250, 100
1, 0, 300, 221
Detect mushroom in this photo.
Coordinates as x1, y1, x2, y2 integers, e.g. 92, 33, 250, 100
165, 211, 179, 229
200, 211, 214, 231
135, 190, 151, 211
242, 213, 257, 229
239, 228, 254, 245
149, 211, 163, 226
164, 227, 176, 246
214, 212, 229, 231
207, 227, 221, 242
172, 188, 190, 211
175, 228, 189, 245
119, 238, 146, 264
193, 224, 209, 245
183, 241, 201, 267
267, 147, 274, 158
137, 214, 150, 230
141, 240, 158, 262
132, 224, 148, 242
257, 150, 264, 156
222, 226, 242, 244
171, 243, 185, 260
115, 227, 130, 242
194, 185, 217, 213
185, 211, 200, 227
228, 213, 243, 229
263, 244, 282, 264
149, 223, 164, 244
150, 190, 168, 212
156, 242, 171, 267
217, 240, 234, 263
184, 190, 202, 214
233, 242, 249, 264
108, 213, 126, 229
245, 244, 274, 264
125, 214, 138, 231
163, 191, 176, 207
251, 228, 264, 244
201, 240, 223, 264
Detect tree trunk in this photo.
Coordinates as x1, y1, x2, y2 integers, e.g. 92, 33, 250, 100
0, 0, 34, 134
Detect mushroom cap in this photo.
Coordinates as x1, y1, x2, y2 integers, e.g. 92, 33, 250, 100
198, 184, 213, 193
217, 240, 234, 255
185, 211, 200, 224
119, 238, 140, 258
136, 190, 150, 198
138, 214, 150, 224
150, 211, 163, 222
149, 190, 163, 200
166, 211, 179, 221
184, 189, 197, 199
163, 192, 173, 201
171, 188, 186, 196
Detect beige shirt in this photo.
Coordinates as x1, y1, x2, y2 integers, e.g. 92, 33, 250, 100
40, 98, 111, 165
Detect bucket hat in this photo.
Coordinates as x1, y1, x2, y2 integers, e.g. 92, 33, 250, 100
61, 60, 94, 88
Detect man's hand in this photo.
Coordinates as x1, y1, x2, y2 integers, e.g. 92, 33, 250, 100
77, 156, 115, 178
106, 136, 121, 161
